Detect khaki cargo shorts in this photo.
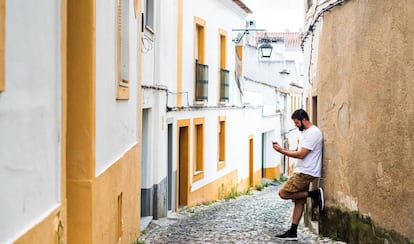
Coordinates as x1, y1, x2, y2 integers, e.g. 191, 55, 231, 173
280, 173, 316, 193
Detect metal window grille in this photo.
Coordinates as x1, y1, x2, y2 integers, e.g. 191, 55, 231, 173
219, 68, 229, 102
195, 61, 208, 101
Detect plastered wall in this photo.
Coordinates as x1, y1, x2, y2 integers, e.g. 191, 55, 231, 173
0, 1, 63, 242
313, 0, 414, 238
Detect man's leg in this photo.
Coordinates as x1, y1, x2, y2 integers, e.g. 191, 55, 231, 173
309, 188, 325, 212
276, 173, 314, 240
279, 189, 307, 200
292, 198, 306, 225
279, 197, 306, 236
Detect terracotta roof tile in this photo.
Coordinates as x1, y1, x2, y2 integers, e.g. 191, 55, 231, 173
257, 32, 302, 48
232, 0, 253, 14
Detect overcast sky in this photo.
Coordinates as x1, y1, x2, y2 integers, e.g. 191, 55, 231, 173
242, 0, 305, 32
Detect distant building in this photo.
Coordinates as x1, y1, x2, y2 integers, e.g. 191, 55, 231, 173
243, 31, 304, 176
140, 1, 280, 228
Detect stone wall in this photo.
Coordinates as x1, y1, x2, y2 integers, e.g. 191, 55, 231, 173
305, 0, 414, 241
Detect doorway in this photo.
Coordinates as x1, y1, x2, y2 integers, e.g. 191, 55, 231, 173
177, 119, 190, 207
140, 109, 152, 219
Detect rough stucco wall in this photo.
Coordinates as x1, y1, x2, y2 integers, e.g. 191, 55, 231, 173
316, 0, 414, 239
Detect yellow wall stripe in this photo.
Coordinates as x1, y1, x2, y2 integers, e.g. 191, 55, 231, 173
60, 0, 68, 242
67, 0, 96, 242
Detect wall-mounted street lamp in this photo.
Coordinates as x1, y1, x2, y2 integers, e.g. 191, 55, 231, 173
259, 42, 273, 58
258, 34, 273, 58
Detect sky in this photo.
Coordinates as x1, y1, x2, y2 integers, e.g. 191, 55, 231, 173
242, 0, 305, 32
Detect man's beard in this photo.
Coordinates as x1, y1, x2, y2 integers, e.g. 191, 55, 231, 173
298, 121, 305, 131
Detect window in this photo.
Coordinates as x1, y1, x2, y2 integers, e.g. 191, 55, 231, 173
194, 17, 205, 63
219, 29, 227, 69
219, 68, 229, 102
145, 0, 154, 32
0, 0, 5, 92
218, 116, 226, 170
195, 61, 208, 102
219, 29, 229, 103
194, 17, 208, 102
291, 95, 301, 114
312, 96, 318, 125
116, 0, 129, 100
193, 117, 204, 182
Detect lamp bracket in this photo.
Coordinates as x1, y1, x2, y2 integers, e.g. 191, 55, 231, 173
231, 28, 265, 44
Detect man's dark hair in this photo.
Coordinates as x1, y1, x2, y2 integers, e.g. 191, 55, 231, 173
291, 109, 309, 121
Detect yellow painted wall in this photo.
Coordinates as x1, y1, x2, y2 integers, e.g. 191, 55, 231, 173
187, 168, 263, 207
67, 150, 141, 243
188, 170, 238, 207
264, 165, 280, 180
60, 0, 68, 242
238, 169, 262, 191
67, 0, 96, 242
66, 0, 142, 243
14, 208, 65, 244
252, 169, 262, 187
93, 145, 140, 244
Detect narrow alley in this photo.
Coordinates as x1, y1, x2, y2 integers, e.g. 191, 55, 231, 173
3, 0, 414, 243
138, 183, 345, 244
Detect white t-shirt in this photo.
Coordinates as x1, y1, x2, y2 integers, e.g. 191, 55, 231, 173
293, 125, 323, 177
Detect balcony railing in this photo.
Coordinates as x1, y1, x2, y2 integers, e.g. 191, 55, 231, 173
219, 68, 229, 102
195, 61, 208, 102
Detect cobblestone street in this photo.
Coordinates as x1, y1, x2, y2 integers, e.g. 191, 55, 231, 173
138, 183, 345, 243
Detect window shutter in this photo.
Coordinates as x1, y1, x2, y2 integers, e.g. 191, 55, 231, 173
116, 0, 129, 99
120, 0, 129, 86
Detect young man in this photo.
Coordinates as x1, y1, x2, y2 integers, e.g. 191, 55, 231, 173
272, 109, 324, 241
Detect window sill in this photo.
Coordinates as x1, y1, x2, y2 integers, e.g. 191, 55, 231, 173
217, 161, 225, 171
193, 170, 204, 182
193, 100, 207, 106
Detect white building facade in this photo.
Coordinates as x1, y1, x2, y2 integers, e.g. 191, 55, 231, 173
0, 1, 63, 243
140, 0, 284, 226
0, 0, 143, 243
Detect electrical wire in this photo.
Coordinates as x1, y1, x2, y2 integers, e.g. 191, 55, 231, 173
301, 0, 350, 86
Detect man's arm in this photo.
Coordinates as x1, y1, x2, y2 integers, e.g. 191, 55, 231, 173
272, 142, 310, 159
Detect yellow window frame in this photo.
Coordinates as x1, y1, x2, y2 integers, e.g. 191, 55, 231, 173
194, 17, 205, 63
217, 115, 226, 170
219, 29, 227, 69
193, 117, 205, 182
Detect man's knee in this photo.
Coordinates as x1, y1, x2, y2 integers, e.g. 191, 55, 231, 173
278, 189, 290, 200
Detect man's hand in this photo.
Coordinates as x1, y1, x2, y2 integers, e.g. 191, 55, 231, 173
272, 141, 310, 159
272, 142, 283, 153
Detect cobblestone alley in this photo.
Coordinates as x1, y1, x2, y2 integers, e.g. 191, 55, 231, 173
138, 183, 345, 244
